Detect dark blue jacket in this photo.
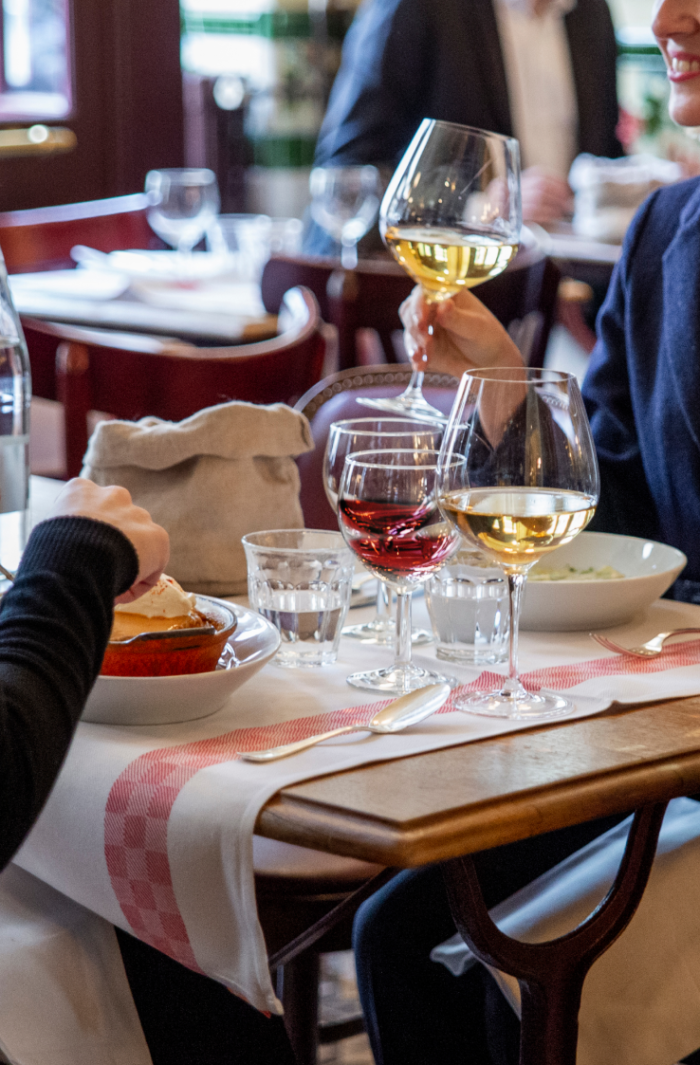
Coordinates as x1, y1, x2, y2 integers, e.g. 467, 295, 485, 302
314, 0, 622, 169
584, 176, 700, 596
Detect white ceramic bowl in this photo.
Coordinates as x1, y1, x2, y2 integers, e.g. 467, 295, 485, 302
83, 602, 280, 726
520, 532, 687, 632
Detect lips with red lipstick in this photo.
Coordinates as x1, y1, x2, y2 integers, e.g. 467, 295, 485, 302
666, 50, 700, 81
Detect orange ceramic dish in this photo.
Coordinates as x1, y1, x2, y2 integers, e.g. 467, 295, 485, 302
101, 596, 237, 677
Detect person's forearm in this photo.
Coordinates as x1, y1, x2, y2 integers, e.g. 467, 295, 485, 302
0, 517, 137, 868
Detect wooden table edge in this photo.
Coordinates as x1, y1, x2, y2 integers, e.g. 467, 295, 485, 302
255, 696, 700, 866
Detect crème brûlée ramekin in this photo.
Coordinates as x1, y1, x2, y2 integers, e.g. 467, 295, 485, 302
101, 594, 237, 678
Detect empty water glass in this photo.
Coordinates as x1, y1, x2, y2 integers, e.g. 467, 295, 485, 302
242, 530, 355, 667
425, 550, 509, 665
309, 166, 381, 268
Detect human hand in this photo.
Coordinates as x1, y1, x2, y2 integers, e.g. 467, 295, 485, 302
521, 166, 574, 225
50, 478, 170, 603
399, 286, 523, 379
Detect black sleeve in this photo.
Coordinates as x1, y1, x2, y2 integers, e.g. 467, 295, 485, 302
0, 516, 138, 869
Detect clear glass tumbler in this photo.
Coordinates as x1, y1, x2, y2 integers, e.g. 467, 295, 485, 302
242, 529, 355, 668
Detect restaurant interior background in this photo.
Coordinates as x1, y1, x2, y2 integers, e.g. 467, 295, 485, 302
0, 0, 694, 217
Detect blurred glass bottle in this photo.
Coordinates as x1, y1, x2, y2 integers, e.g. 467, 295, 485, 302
0, 248, 30, 585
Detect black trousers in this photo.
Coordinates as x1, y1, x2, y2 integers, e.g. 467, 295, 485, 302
352, 813, 630, 1065
116, 928, 296, 1065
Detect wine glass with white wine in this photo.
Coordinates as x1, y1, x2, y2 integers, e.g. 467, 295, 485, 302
358, 119, 521, 424
438, 367, 600, 719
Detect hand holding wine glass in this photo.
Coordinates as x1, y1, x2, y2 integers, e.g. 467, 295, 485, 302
438, 367, 600, 719
358, 119, 521, 424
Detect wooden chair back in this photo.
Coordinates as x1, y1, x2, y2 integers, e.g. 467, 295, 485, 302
23, 287, 325, 478
0, 193, 156, 273
294, 365, 459, 530
261, 242, 560, 372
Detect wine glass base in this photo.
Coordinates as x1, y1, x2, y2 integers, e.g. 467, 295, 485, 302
455, 688, 573, 720
356, 394, 447, 425
342, 617, 434, 646
347, 662, 456, 695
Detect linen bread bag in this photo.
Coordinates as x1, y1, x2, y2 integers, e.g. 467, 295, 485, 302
81, 400, 314, 595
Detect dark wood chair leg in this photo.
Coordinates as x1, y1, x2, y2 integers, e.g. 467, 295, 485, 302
326, 268, 360, 370
442, 802, 668, 1065
281, 951, 320, 1065
56, 340, 91, 478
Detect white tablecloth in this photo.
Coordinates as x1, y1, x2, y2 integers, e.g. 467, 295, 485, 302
13, 595, 700, 1017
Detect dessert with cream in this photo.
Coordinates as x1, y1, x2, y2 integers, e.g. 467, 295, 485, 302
111, 575, 208, 641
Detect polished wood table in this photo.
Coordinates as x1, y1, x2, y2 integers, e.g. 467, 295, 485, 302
257, 695, 700, 1065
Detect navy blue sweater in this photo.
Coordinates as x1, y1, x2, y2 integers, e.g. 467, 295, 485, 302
584, 176, 700, 600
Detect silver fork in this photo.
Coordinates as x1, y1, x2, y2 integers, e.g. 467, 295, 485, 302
590, 628, 700, 658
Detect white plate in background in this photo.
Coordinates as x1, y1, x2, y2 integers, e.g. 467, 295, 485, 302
520, 532, 687, 632
83, 603, 279, 726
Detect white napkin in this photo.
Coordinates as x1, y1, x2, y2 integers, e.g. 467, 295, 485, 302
13, 597, 700, 1016
0, 865, 151, 1065
432, 797, 700, 1065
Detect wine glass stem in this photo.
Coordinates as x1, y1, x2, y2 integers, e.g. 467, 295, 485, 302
376, 580, 390, 621
395, 590, 413, 670
402, 371, 425, 399
341, 239, 358, 270
503, 571, 526, 697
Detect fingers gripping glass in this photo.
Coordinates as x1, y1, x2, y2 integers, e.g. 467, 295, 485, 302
358, 119, 522, 424
438, 367, 600, 719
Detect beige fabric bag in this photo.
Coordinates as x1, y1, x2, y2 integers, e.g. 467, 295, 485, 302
81, 401, 314, 595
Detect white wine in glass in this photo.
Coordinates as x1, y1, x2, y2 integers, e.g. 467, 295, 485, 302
438, 367, 600, 719
359, 119, 521, 424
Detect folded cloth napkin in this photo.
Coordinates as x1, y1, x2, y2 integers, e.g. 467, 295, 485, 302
431, 797, 700, 1065
0, 864, 151, 1065
81, 401, 314, 595
569, 153, 682, 243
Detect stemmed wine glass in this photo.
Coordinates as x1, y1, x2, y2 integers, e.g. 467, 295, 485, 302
358, 119, 521, 424
145, 168, 220, 257
324, 418, 442, 644
438, 367, 600, 718
309, 166, 381, 269
338, 449, 461, 693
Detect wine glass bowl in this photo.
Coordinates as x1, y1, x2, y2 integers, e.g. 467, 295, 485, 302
438, 367, 600, 718
324, 418, 443, 645
145, 168, 220, 256
338, 448, 461, 693
358, 119, 521, 422
309, 165, 381, 269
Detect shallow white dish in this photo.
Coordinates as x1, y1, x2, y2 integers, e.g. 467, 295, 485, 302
83, 602, 280, 726
520, 531, 687, 632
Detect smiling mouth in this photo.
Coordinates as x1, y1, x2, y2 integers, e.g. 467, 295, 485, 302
669, 55, 700, 79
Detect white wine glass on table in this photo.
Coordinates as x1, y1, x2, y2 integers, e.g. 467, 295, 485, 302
338, 449, 461, 693
145, 168, 220, 258
438, 367, 600, 719
309, 166, 381, 269
324, 417, 442, 644
358, 119, 521, 424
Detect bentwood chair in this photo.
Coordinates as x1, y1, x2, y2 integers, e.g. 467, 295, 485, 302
293, 365, 459, 530
22, 287, 326, 478
261, 240, 561, 372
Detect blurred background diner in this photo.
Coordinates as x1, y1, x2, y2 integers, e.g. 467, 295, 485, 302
2, 0, 700, 1062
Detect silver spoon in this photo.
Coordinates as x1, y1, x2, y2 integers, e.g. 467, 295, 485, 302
240, 682, 452, 763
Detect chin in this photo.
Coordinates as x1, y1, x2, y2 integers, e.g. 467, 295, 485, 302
668, 89, 700, 129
